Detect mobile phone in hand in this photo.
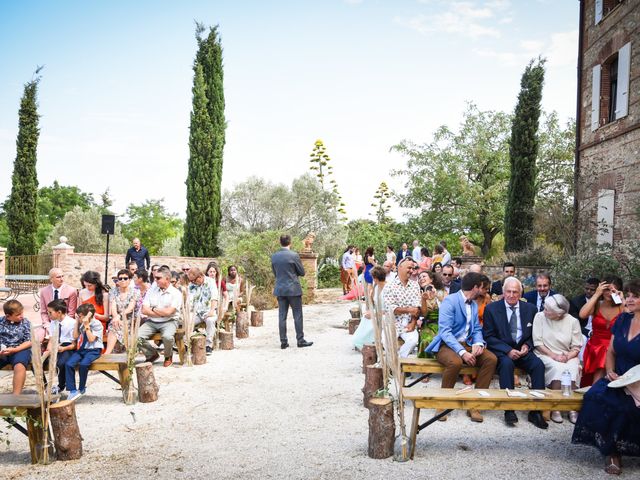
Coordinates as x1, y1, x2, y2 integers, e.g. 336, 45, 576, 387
611, 292, 623, 305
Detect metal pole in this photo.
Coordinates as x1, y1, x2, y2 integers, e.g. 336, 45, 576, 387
104, 233, 110, 284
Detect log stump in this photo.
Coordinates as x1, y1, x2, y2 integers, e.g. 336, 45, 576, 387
236, 311, 250, 339
250, 310, 263, 327
135, 362, 159, 403
362, 364, 384, 408
49, 400, 83, 460
191, 335, 207, 365
220, 331, 234, 350
361, 343, 377, 373
348, 318, 360, 335
349, 307, 361, 319
367, 397, 395, 459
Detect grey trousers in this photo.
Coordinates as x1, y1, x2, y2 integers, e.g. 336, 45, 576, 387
138, 320, 177, 359
277, 295, 304, 343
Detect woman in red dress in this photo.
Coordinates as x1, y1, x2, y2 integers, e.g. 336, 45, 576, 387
78, 271, 110, 334
579, 275, 624, 386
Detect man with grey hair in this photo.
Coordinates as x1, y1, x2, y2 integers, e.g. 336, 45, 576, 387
139, 266, 183, 367
38, 268, 78, 341
483, 276, 548, 429
383, 260, 397, 283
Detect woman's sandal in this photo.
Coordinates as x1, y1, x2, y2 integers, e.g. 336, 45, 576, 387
604, 456, 622, 475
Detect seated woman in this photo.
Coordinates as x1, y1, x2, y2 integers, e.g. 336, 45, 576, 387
353, 266, 386, 350
78, 271, 109, 335
573, 279, 640, 475
533, 294, 582, 424
431, 262, 443, 274
579, 275, 624, 387
104, 269, 139, 354
417, 271, 445, 359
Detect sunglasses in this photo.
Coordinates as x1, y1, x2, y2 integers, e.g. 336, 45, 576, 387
118, 277, 130, 281
182, 268, 190, 272
442, 273, 453, 277
412, 266, 420, 270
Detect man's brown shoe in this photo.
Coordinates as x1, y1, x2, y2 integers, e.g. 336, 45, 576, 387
163, 357, 173, 367
467, 409, 483, 423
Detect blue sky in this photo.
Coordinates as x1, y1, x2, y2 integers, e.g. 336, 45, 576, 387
0, 0, 579, 222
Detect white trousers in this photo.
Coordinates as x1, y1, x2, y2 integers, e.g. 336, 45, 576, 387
398, 329, 419, 358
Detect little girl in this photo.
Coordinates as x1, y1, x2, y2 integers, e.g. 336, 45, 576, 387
46, 299, 77, 395
65, 303, 103, 401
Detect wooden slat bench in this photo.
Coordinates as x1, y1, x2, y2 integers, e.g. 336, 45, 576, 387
150, 328, 186, 364
403, 385, 584, 459
0, 393, 57, 463
400, 357, 526, 387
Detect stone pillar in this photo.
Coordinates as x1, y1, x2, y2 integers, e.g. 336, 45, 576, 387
52, 237, 75, 286
299, 251, 318, 303
0, 247, 6, 288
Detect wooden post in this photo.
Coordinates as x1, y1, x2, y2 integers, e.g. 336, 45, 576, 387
350, 307, 361, 319
236, 311, 250, 339
220, 331, 234, 350
135, 362, 159, 403
250, 310, 263, 327
361, 343, 377, 373
363, 364, 383, 408
191, 335, 207, 365
49, 400, 83, 460
367, 397, 395, 459
348, 318, 360, 335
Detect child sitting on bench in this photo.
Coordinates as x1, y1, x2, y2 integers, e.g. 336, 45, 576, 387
65, 303, 103, 401
0, 300, 32, 394
45, 299, 77, 395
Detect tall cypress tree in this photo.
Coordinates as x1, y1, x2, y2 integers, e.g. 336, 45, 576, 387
182, 23, 226, 256
504, 58, 546, 252
7, 74, 41, 255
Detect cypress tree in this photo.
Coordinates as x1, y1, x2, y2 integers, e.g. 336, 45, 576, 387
7, 74, 41, 255
504, 58, 546, 252
182, 23, 226, 256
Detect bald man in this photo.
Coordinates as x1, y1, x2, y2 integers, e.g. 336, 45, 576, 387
38, 268, 78, 340
125, 237, 151, 271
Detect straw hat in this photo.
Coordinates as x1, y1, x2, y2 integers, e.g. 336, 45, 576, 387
608, 364, 640, 388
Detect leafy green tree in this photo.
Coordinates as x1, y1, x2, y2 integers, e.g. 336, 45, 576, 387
183, 23, 226, 257
504, 57, 546, 252
392, 103, 511, 255
122, 199, 182, 256
7, 74, 42, 255
39, 206, 129, 254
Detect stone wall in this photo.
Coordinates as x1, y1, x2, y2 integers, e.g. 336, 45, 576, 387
577, 0, 640, 249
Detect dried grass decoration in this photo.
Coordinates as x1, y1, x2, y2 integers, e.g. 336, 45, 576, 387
122, 310, 141, 404
381, 311, 411, 462
30, 323, 58, 464
182, 286, 194, 367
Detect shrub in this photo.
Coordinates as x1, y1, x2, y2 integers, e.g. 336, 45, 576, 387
317, 259, 341, 289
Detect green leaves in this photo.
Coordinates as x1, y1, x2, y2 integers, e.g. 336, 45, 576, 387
121, 199, 183, 256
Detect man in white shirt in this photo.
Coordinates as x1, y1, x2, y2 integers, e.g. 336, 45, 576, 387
411, 240, 422, 263
383, 260, 397, 283
440, 241, 452, 266
139, 266, 183, 367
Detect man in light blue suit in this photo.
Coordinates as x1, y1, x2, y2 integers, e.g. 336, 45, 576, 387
426, 272, 497, 423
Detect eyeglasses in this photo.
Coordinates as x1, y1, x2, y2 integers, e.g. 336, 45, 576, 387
412, 266, 420, 270
118, 277, 129, 281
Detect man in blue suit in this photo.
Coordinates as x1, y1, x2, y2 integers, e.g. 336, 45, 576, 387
271, 234, 312, 349
523, 272, 556, 312
483, 277, 548, 429
425, 272, 497, 423
396, 243, 411, 266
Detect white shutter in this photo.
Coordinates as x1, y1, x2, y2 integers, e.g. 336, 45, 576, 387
591, 65, 601, 131
615, 42, 631, 119
597, 189, 615, 246
595, 0, 603, 24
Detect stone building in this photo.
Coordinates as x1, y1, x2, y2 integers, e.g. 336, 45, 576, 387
576, 0, 638, 249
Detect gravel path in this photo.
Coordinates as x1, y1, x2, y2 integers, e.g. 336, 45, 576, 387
1, 298, 637, 479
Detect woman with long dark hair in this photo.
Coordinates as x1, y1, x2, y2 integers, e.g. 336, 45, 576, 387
78, 271, 110, 333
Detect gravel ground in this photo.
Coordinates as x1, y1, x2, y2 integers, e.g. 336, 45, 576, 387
1, 294, 638, 479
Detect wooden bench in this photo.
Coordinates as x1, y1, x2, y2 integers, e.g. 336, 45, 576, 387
149, 327, 186, 364
0, 393, 57, 463
403, 385, 584, 459
400, 357, 525, 387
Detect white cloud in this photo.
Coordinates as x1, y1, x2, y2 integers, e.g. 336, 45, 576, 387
395, 0, 514, 39
546, 29, 578, 67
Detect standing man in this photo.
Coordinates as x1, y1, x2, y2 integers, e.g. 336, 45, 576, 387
125, 238, 151, 271
340, 246, 356, 294
483, 277, 548, 429
272, 234, 312, 349
39, 268, 78, 341
396, 243, 411, 266
411, 240, 422, 263
523, 273, 556, 312
440, 241, 452, 266
425, 272, 497, 423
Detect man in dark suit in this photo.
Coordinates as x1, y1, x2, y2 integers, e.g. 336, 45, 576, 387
441, 265, 460, 294
569, 277, 599, 337
396, 243, 411, 266
483, 277, 548, 429
523, 272, 556, 312
490, 262, 516, 298
271, 234, 312, 349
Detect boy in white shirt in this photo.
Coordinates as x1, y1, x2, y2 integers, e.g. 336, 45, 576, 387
46, 299, 77, 395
